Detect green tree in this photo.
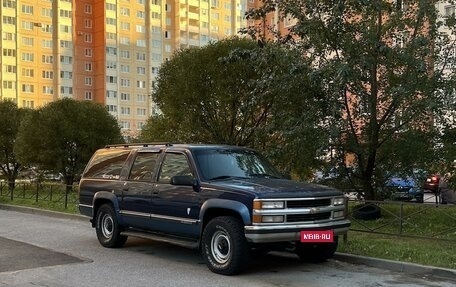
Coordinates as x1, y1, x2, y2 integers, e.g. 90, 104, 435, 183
246, 1, 456, 199
15, 99, 123, 191
141, 37, 326, 176
0, 101, 28, 191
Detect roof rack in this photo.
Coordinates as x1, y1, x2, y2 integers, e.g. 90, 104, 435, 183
105, 142, 173, 148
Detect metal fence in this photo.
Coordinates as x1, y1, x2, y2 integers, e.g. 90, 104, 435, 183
0, 181, 78, 209
347, 198, 456, 242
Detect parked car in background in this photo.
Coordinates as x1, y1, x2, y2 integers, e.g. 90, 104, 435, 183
423, 174, 441, 193
382, 176, 424, 203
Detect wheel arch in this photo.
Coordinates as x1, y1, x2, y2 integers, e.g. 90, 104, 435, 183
92, 191, 123, 227
199, 199, 251, 235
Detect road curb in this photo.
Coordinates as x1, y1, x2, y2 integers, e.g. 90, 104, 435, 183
334, 253, 456, 281
0, 204, 88, 222
1, 203, 455, 282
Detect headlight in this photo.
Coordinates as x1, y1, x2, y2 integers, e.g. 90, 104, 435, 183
333, 211, 344, 218
332, 197, 345, 206
253, 200, 285, 209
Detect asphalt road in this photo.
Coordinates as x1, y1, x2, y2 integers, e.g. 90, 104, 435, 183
0, 209, 455, 287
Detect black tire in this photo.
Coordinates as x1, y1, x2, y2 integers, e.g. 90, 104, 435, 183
295, 236, 338, 262
95, 204, 128, 248
201, 216, 250, 275
352, 204, 381, 220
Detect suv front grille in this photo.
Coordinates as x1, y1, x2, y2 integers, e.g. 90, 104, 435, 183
287, 212, 331, 222
287, 199, 331, 208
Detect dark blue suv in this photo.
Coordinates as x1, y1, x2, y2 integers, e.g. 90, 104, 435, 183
79, 143, 350, 275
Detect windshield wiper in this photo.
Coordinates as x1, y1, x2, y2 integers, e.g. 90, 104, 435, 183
209, 175, 246, 181
249, 173, 281, 179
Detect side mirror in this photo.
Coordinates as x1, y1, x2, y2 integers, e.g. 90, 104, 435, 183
170, 175, 197, 187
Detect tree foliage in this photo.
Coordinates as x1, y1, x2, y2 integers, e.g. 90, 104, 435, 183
0, 101, 28, 190
141, 37, 326, 176
15, 99, 123, 189
246, 0, 456, 199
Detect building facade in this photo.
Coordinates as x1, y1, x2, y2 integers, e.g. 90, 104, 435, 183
0, 0, 247, 137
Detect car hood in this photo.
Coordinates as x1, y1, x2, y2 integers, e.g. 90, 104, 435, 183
208, 178, 343, 199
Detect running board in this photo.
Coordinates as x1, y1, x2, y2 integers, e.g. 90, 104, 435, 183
121, 230, 199, 249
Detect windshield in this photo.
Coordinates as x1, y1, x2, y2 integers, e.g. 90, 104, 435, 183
193, 148, 282, 181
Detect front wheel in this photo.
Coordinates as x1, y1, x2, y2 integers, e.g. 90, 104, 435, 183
95, 204, 128, 248
201, 216, 250, 275
295, 236, 338, 262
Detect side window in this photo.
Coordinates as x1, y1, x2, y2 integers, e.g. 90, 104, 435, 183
129, 152, 160, 181
83, 149, 130, 179
158, 153, 193, 183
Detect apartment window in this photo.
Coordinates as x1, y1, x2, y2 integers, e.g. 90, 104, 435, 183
22, 21, 33, 30
137, 67, 146, 75
120, 65, 130, 73
106, 90, 117, 98
41, 8, 52, 17
224, 15, 231, 22
136, 25, 146, 33
84, 4, 92, 14
60, 9, 72, 18
121, 107, 131, 115
22, 68, 34, 77
137, 0, 145, 5
166, 18, 171, 25
22, 100, 34, 108
211, 0, 219, 8
84, 33, 92, 43
42, 24, 53, 33
60, 71, 73, 79
138, 122, 145, 130
120, 121, 131, 129
60, 25, 71, 33
106, 47, 117, 55
60, 40, 71, 48
151, 12, 160, 19
42, 71, 53, 79
121, 22, 130, 30
85, 91, 92, 100
137, 40, 146, 47
4, 65, 16, 73
137, 80, 146, 89
211, 13, 219, 20
136, 53, 146, 61
165, 45, 171, 53
22, 52, 35, 62
152, 0, 161, 5
60, 86, 73, 95
22, 84, 35, 93
3, 16, 16, 25
120, 50, 131, 59
3, 49, 16, 57
3, 0, 16, 9
85, 77, 93, 86
224, 2, 231, 9
151, 26, 161, 33
120, 79, 130, 87
120, 8, 130, 16
152, 53, 161, 61
164, 31, 171, 39
84, 19, 92, 28
3, 81, 15, 89
85, 48, 93, 57
42, 55, 53, 64
3, 32, 15, 41
60, 56, 73, 64
121, 93, 130, 101
106, 76, 117, 84
85, 62, 93, 71
119, 37, 129, 45
152, 67, 159, 74
43, 86, 54, 95
22, 5, 34, 14
211, 25, 219, 32
42, 39, 53, 49
106, 3, 116, 10
107, 105, 118, 112
137, 11, 145, 19
107, 32, 116, 40
152, 40, 161, 48
22, 37, 34, 46
106, 18, 116, 25
107, 61, 117, 69
137, 94, 146, 102
137, 108, 147, 116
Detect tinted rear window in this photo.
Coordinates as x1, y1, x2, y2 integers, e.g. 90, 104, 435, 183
83, 149, 130, 179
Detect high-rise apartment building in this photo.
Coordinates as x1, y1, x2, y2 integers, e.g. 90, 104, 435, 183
0, 0, 247, 137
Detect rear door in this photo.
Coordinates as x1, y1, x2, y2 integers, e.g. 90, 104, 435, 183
120, 150, 161, 229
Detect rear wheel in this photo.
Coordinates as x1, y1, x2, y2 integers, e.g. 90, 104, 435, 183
295, 236, 338, 262
95, 204, 128, 248
201, 216, 250, 275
